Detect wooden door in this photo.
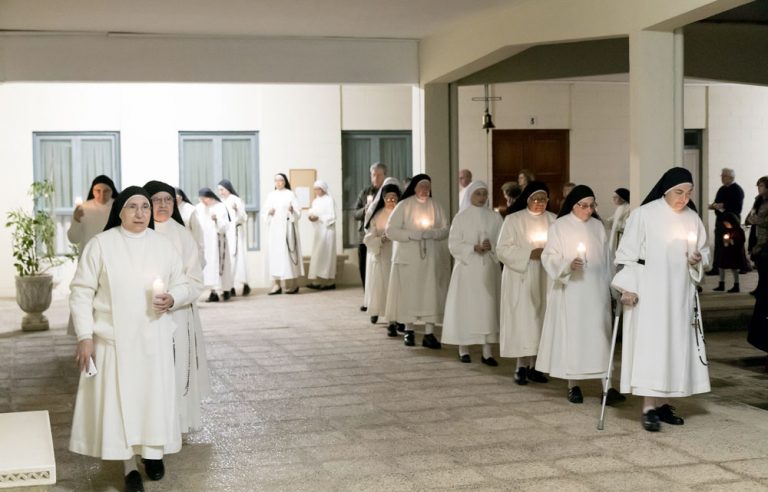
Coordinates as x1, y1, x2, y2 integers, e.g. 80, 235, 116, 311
492, 130, 569, 214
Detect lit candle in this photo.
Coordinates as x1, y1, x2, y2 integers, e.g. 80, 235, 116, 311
687, 232, 697, 256
152, 277, 165, 296
74, 196, 83, 207
420, 218, 431, 229
366, 194, 374, 205
724, 233, 730, 241
493, 207, 500, 213
576, 242, 586, 260
532, 231, 548, 248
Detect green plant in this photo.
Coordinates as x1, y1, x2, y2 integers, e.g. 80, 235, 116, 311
5, 180, 72, 276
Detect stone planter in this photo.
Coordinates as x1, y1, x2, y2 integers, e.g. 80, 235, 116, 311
15, 274, 53, 331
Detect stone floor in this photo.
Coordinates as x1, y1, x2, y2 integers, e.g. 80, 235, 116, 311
1, 284, 768, 491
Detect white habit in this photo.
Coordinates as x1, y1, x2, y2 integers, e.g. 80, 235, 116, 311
223, 193, 249, 285
606, 202, 630, 253
497, 209, 556, 357
179, 200, 206, 269
536, 214, 612, 379
155, 220, 211, 433
69, 227, 191, 460
441, 205, 502, 346
67, 199, 113, 257
308, 193, 337, 280
264, 189, 304, 280
363, 207, 394, 318
612, 199, 711, 397
196, 201, 233, 291
385, 196, 450, 324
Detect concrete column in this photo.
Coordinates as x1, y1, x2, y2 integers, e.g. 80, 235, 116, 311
629, 29, 684, 203
421, 82, 453, 215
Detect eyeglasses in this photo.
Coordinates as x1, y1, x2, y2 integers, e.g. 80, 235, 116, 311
123, 203, 151, 214
530, 197, 549, 204
575, 201, 597, 210
151, 196, 175, 205
384, 196, 398, 202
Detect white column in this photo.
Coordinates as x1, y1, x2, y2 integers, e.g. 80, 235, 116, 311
629, 30, 684, 203
421, 83, 452, 215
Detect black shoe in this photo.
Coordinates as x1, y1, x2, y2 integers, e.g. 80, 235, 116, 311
306, 284, 322, 290
267, 288, 282, 296
387, 324, 398, 337
422, 333, 442, 350
656, 404, 684, 425
396, 323, 405, 333
605, 388, 626, 406
643, 409, 661, 432
320, 284, 336, 290
526, 367, 548, 383
404, 331, 415, 346
124, 470, 144, 492
713, 281, 725, 291
242, 284, 251, 296
568, 386, 583, 404
459, 354, 471, 363
222, 291, 231, 301
697, 285, 703, 293
514, 367, 528, 385
481, 356, 498, 367
230, 288, 236, 297
206, 292, 220, 302
142, 458, 165, 481
360, 305, 368, 312
370, 316, 379, 324
285, 287, 299, 294
728, 283, 740, 293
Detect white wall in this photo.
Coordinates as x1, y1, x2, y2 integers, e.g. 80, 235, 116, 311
0, 82, 413, 297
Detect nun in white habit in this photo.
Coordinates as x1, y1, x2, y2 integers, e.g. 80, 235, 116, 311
364, 181, 402, 335
69, 187, 191, 492
612, 167, 710, 432
385, 174, 451, 349
264, 173, 304, 294
306, 179, 337, 289
536, 185, 623, 404
606, 187, 631, 254
218, 179, 251, 296
442, 181, 502, 364
175, 187, 206, 270
145, 181, 210, 434
196, 188, 233, 302
496, 181, 556, 384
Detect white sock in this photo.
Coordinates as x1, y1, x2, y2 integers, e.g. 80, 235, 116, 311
568, 379, 578, 389
123, 457, 138, 476
424, 323, 434, 335
643, 397, 656, 413
405, 323, 414, 333
459, 345, 469, 357
482, 344, 493, 359
516, 358, 526, 370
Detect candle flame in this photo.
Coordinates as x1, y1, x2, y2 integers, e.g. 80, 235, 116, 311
687, 232, 697, 243
74, 196, 83, 206
724, 233, 730, 240
152, 277, 165, 296
420, 218, 430, 228
577, 242, 586, 253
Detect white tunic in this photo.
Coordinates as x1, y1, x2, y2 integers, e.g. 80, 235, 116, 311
308, 194, 337, 280
612, 199, 711, 397
67, 199, 113, 257
264, 189, 304, 280
179, 201, 206, 269
363, 208, 394, 318
196, 201, 233, 290
442, 206, 502, 346
154, 220, 210, 433
497, 209, 556, 358
606, 203, 631, 254
223, 194, 249, 284
384, 196, 451, 324
536, 214, 612, 380
69, 227, 191, 460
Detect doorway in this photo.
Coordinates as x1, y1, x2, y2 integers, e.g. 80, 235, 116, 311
491, 130, 570, 213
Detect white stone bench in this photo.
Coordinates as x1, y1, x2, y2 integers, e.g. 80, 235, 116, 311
0, 411, 56, 488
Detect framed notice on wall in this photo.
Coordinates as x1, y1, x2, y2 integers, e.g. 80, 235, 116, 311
289, 168, 317, 209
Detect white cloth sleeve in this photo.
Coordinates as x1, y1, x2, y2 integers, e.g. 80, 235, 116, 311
385, 203, 416, 242
496, 217, 533, 273
69, 238, 103, 341
541, 222, 572, 285
448, 216, 476, 265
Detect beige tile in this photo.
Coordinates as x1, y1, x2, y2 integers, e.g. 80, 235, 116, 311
720, 458, 768, 479
654, 463, 742, 485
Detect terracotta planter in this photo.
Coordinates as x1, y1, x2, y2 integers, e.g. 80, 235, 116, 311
15, 274, 53, 331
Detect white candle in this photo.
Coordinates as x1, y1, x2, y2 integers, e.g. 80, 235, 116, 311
576, 242, 586, 260
152, 277, 165, 296
74, 196, 83, 207
420, 218, 431, 229
531, 231, 548, 248
366, 194, 374, 205
687, 232, 697, 256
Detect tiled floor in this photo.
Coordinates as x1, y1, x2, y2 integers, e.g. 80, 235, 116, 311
1, 285, 767, 491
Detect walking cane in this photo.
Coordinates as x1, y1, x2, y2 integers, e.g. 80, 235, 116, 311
597, 304, 622, 431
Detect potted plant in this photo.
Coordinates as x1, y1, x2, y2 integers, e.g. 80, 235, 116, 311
5, 181, 71, 331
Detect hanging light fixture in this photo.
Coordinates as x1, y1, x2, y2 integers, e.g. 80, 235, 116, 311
472, 84, 501, 133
